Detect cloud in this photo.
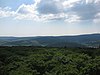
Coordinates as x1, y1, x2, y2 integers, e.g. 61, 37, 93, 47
0, 7, 15, 18
93, 13, 100, 24
38, 13, 67, 22
85, 0, 100, 4
0, 0, 100, 24
65, 15, 81, 23
14, 4, 39, 20
62, 0, 81, 8
16, 4, 38, 14
70, 2, 100, 20
36, 0, 63, 14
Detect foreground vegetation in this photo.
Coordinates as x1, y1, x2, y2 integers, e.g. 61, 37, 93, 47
0, 46, 100, 75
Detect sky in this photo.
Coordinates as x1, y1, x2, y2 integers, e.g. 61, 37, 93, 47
0, 0, 100, 36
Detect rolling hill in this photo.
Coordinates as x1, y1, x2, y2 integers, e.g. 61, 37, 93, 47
0, 34, 100, 48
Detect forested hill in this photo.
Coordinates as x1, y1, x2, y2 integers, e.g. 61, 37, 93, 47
0, 34, 100, 48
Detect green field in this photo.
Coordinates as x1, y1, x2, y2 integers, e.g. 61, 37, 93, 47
0, 46, 100, 75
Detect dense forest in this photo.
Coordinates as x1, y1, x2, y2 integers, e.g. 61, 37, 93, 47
0, 46, 100, 75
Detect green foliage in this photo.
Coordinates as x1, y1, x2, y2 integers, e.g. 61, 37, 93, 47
0, 46, 100, 75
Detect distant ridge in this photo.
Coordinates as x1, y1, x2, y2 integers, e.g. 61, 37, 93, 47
0, 34, 100, 48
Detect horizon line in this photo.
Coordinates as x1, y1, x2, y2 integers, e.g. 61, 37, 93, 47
0, 33, 100, 37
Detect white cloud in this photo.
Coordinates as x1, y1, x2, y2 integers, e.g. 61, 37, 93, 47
38, 13, 67, 22
62, 0, 80, 8
85, 0, 100, 4
16, 4, 38, 15
14, 14, 38, 20
93, 13, 100, 24
65, 15, 81, 23
0, 0, 100, 24
0, 7, 15, 18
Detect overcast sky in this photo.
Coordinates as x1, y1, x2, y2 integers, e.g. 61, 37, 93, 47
0, 0, 100, 36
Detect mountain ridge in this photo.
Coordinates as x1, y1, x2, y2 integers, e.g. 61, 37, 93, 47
0, 34, 100, 48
